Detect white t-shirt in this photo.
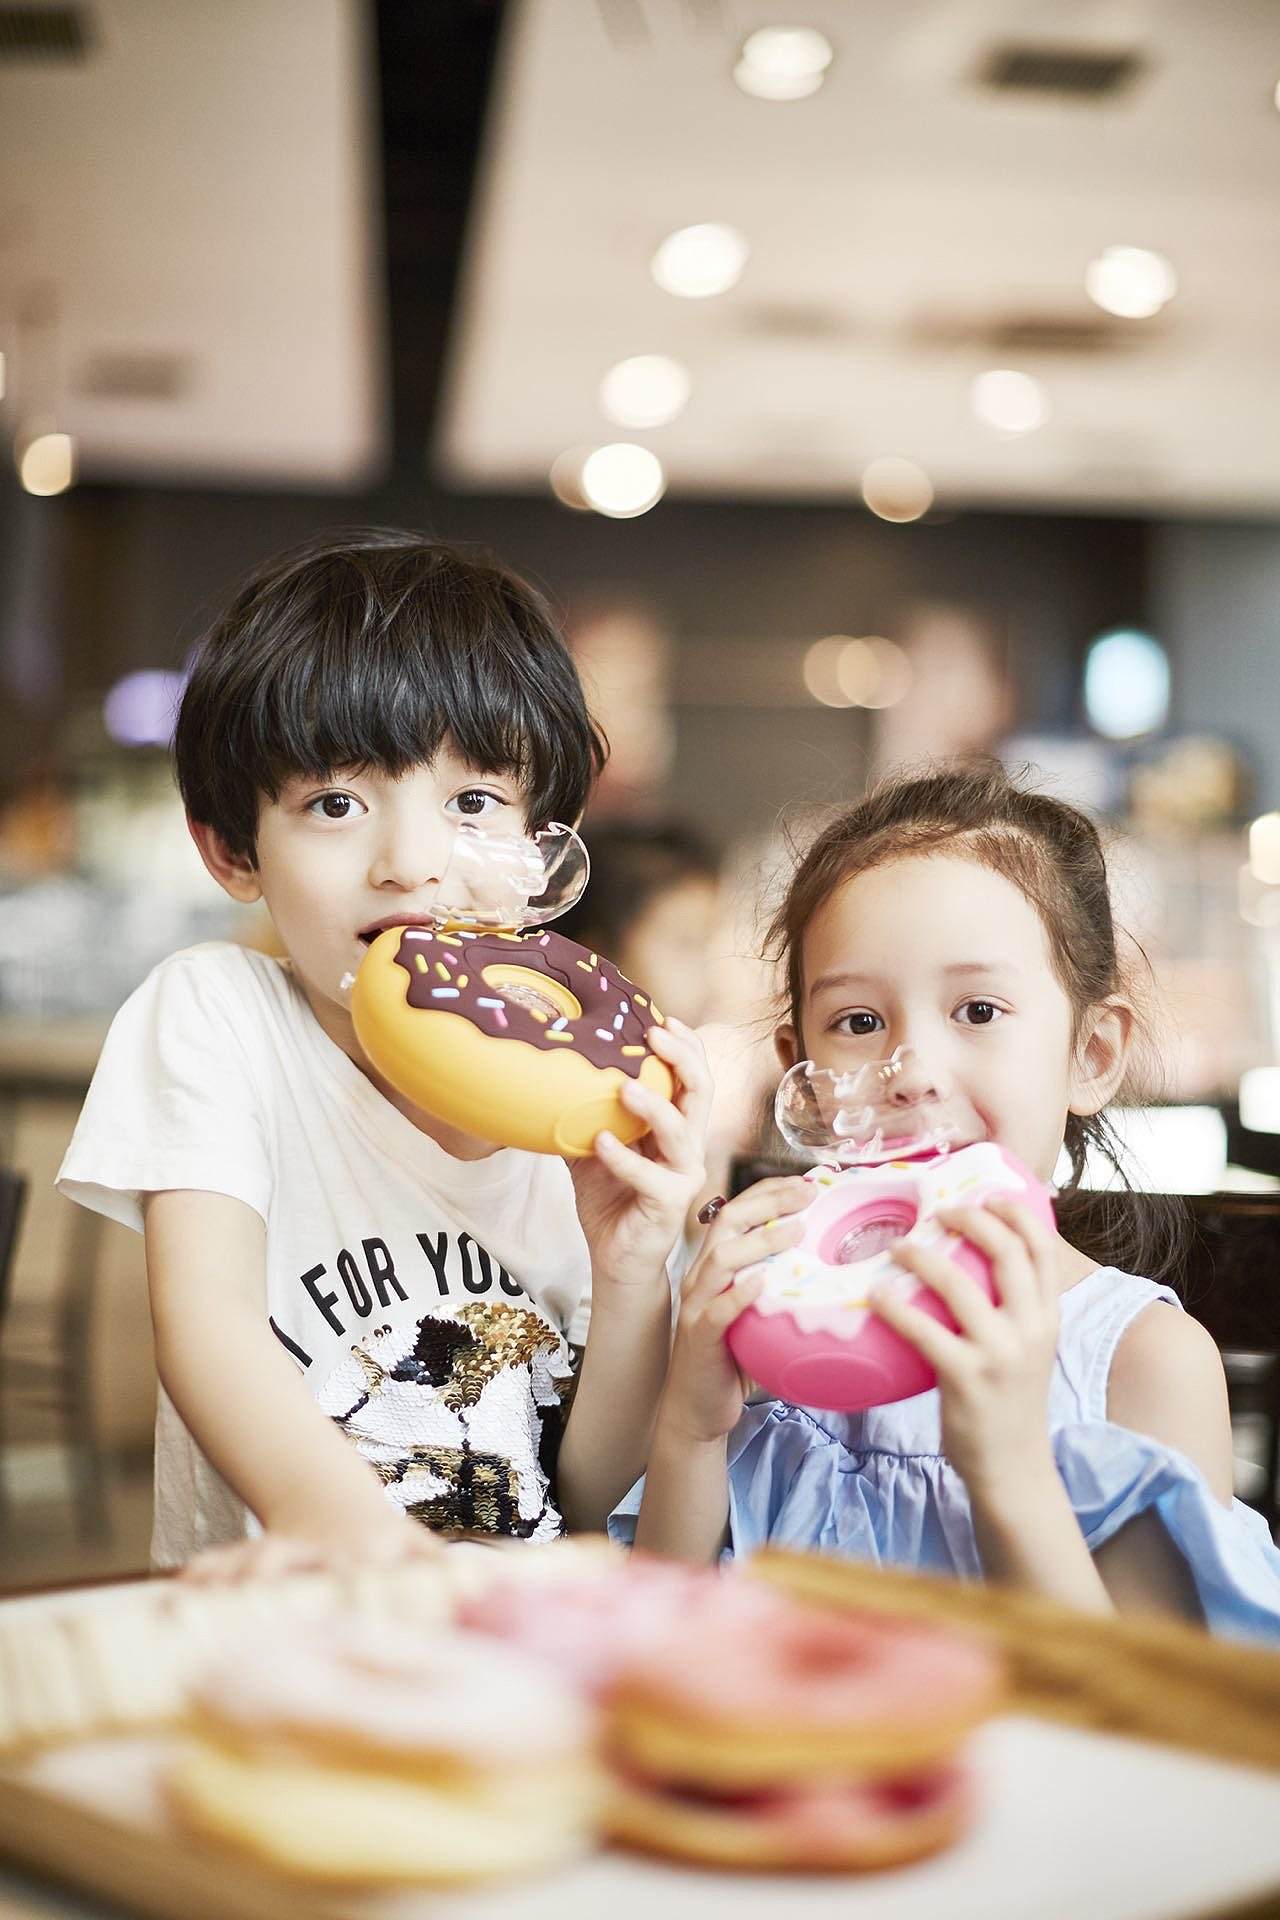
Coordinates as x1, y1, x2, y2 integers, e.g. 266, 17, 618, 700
57, 944, 592, 1566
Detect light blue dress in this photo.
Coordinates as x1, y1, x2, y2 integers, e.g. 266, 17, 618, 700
610, 1267, 1280, 1644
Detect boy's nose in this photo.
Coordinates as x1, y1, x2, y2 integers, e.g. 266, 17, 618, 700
369, 819, 452, 893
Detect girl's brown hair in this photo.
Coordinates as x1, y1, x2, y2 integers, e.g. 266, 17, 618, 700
767, 761, 1186, 1280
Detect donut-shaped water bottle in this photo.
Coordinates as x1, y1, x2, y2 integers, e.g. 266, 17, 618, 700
725, 1052, 1055, 1411
350, 822, 673, 1155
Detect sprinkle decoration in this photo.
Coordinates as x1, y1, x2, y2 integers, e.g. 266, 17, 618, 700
414, 954, 428, 974
595, 1028, 615, 1043
431, 987, 460, 1000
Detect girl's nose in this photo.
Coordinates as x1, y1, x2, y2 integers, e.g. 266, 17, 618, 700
882, 1043, 945, 1107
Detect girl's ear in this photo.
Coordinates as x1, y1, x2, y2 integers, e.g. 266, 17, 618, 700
187, 817, 263, 904
1068, 996, 1133, 1118
775, 1022, 800, 1071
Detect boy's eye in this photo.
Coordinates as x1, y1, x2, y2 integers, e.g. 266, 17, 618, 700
308, 792, 366, 821
449, 788, 507, 818
834, 1010, 884, 1037
955, 999, 1002, 1027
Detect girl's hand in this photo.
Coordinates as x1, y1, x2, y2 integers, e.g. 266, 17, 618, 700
869, 1197, 1063, 1499
570, 1018, 712, 1291
659, 1175, 811, 1445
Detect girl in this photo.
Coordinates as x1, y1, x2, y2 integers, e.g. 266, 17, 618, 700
620, 764, 1280, 1637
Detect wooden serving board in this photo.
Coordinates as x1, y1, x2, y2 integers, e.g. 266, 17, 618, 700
5, 1718, 1280, 1920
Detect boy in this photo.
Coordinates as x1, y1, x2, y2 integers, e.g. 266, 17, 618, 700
58, 530, 707, 1570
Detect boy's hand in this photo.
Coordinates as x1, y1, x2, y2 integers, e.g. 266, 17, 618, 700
868, 1197, 1063, 1498
570, 1017, 712, 1290
179, 1512, 443, 1586
658, 1175, 811, 1445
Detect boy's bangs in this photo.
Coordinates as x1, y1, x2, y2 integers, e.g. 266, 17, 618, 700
249, 626, 560, 822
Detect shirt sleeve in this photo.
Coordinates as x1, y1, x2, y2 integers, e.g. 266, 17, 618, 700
56, 947, 274, 1232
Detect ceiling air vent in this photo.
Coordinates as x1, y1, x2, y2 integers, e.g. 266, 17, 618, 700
908, 310, 1150, 356
74, 351, 196, 402
976, 42, 1145, 99
0, 5, 90, 59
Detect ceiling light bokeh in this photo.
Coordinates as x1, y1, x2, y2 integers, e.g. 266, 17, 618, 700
804, 635, 913, 709
734, 26, 834, 100
1083, 628, 1171, 738
970, 368, 1050, 435
598, 354, 691, 429
861, 457, 933, 523
16, 427, 76, 496
1248, 813, 1280, 886
579, 441, 667, 518
650, 223, 749, 300
1085, 245, 1178, 320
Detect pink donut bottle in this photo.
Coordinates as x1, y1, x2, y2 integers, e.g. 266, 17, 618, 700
725, 1050, 1055, 1412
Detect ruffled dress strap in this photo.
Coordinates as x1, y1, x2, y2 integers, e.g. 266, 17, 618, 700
1051, 1266, 1280, 1644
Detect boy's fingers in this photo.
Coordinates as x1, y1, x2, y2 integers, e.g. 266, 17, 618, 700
618, 1076, 702, 1176
591, 1125, 694, 1204
645, 1020, 712, 1126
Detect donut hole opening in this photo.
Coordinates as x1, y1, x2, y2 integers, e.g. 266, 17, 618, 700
820, 1198, 918, 1267
480, 964, 583, 1024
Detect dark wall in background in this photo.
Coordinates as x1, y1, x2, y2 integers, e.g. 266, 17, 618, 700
0, 472, 1150, 850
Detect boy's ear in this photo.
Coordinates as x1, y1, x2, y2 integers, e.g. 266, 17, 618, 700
1068, 996, 1133, 1119
775, 1023, 800, 1071
187, 817, 262, 904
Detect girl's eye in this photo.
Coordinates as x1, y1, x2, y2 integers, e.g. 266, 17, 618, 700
449, 788, 507, 818
956, 999, 1002, 1027
834, 1010, 884, 1038
307, 792, 366, 821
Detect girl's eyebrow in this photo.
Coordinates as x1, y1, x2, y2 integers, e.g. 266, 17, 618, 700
808, 961, 1025, 997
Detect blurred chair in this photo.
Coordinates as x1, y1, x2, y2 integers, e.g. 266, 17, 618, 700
727, 1157, 1280, 1530
0, 1073, 111, 1544
0, 1169, 27, 1311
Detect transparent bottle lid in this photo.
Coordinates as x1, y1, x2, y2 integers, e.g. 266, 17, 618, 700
430, 819, 589, 931
774, 1047, 962, 1166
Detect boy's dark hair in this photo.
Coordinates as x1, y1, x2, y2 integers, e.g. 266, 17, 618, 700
174, 529, 607, 860
556, 820, 718, 953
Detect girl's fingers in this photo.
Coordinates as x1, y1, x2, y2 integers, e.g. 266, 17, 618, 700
703, 1264, 767, 1331
683, 1212, 805, 1306
933, 1205, 1042, 1317
981, 1196, 1061, 1298
703, 1175, 813, 1240
865, 1283, 959, 1372
886, 1236, 1003, 1342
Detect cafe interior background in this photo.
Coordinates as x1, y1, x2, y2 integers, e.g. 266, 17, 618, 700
0, 0, 1278, 1587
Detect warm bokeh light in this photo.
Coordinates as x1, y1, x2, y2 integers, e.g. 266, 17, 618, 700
1248, 813, 1280, 886
548, 446, 592, 510
650, 223, 748, 299
858, 637, 914, 709
970, 368, 1050, 435
1083, 628, 1170, 738
803, 635, 913, 709
734, 26, 834, 100
16, 428, 76, 496
598, 354, 691, 429
580, 442, 667, 518
1085, 245, 1177, 320
1240, 1066, 1280, 1132
861, 457, 933, 523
